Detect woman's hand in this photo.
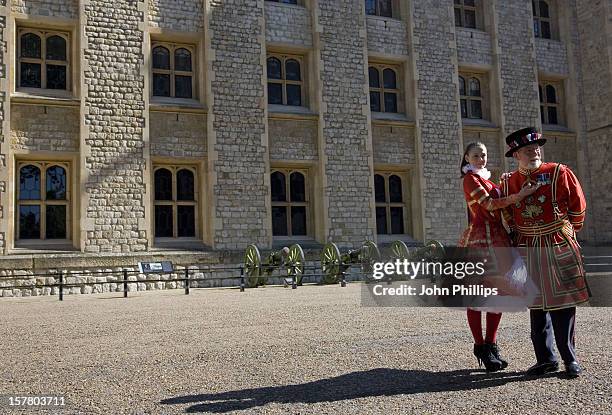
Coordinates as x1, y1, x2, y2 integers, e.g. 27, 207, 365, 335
518, 181, 540, 199
500, 172, 512, 181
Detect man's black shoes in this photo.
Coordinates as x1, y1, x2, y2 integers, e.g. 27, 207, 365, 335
526, 361, 559, 376
564, 361, 582, 378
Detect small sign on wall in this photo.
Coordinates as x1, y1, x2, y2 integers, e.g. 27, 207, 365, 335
138, 261, 173, 274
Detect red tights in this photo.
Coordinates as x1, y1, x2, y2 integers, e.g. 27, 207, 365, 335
467, 309, 502, 345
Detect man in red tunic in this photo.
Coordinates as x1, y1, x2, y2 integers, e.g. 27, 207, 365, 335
501, 127, 588, 379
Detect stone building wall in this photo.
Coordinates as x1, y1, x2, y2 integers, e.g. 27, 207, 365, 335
366, 16, 408, 56
372, 124, 416, 166
206, 0, 269, 250
456, 27, 493, 67
543, 134, 578, 171
10, 105, 79, 152
11, 0, 78, 19
150, 112, 206, 159
410, 0, 464, 244
265, 1, 312, 47
81, 0, 147, 253
0, 1, 6, 254
316, 0, 374, 246
148, 0, 204, 32
535, 38, 569, 75
269, 118, 317, 161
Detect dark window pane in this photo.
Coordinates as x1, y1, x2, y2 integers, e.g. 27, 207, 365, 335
390, 207, 404, 234
464, 0, 475, 6
20, 165, 41, 200
374, 174, 386, 203
538, 85, 543, 102
46, 35, 66, 60
383, 68, 396, 89
365, 0, 376, 15
532, 0, 537, 14
454, 0, 461, 4
46, 166, 66, 200
461, 99, 468, 118
175, 75, 192, 98
21, 33, 41, 58
177, 169, 195, 201
271, 172, 286, 202
459, 76, 466, 96
155, 205, 173, 237
19, 206, 41, 239
290, 172, 305, 202
46, 65, 67, 90
267, 57, 282, 79
20, 63, 41, 88
470, 100, 482, 119
378, 0, 392, 17
533, 19, 540, 37
465, 9, 476, 28
539, 0, 549, 17
285, 59, 301, 81
272, 206, 288, 236
369, 67, 380, 88
174, 48, 192, 71
268, 83, 283, 105
547, 107, 558, 124
454, 8, 463, 27
177, 206, 195, 237
541, 21, 551, 39
153, 74, 170, 97
291, 206, 307, 236
154, 169, 173, 201
286, 84, 302, 106
46, 205, 66, 239
540, 106, 545, 123
153, 46, 170, 69
376, 207, 388, 234
370, 91, 381, 112
545, 85, 557, 103
384, 92, 397, 113
389, 175, 403, 203
469, 78, 481, 96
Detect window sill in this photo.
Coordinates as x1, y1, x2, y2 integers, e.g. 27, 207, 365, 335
371, 112, 413, 124
10, 242, 77, 254
366, 15, 403, 24
150, 97, 206, 113
461, 118, 498, 130
455, 26, 487, 35
152, 238, 211, 251
11, 90, 80, 106
265, 1, 305, 10
376, 234, 419, 247
272, 237, 322, 250
268, 105, 318, 120
542, 124, 573, 134
535, 37, 563, 46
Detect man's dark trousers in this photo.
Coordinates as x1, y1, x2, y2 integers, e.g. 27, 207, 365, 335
530, 307, 577, 364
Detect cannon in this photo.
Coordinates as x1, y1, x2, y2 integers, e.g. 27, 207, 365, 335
320, 241, 381, 286
390, 240, 445, 281
243, 244, 305, 289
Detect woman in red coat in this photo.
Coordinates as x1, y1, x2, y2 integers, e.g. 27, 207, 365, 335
459, 142, 538, 371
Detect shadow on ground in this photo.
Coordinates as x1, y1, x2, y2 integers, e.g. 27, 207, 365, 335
161, 367, 552, 413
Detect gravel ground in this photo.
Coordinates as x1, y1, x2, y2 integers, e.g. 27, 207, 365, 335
1, 283, 610, 415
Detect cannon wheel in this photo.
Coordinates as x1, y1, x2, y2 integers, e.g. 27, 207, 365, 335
286, 244, 305, 286
423, 240, 445, 261
391, 240, 411, 261
321, 242, 341, 284
244, 244, 262, 288
360, 241, 381, 279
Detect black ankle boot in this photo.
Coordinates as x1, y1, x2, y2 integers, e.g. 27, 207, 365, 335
487, 342, 508, 370
473, 344, 503, 372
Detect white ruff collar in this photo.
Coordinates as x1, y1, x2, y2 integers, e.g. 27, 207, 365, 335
462, 164, 491, 180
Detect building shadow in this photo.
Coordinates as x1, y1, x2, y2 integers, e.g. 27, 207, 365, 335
160, 367, 550, 413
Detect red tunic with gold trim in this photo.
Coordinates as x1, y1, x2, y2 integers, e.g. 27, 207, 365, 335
501, 162, 588, 310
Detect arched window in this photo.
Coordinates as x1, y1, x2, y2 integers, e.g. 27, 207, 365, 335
267, 55, 303, 107
17, 162, 70, 241
459, 73, 484, 119
539, 82, 560, 125
152, 43, 195, 99
454, 0, 478, 29
369, 65, 400, 113
271, 169, 309, 236
533, 0, 552, 39
18, 29, 69, 90
365, 0, 392, 18
154, 166, 198, 238
375, 172, 407, 235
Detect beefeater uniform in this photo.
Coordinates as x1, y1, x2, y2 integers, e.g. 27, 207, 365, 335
501, 127, 588, 366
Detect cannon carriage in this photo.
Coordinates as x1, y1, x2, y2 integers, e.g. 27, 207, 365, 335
243, 244, 305, 289
320, 241, 381, 286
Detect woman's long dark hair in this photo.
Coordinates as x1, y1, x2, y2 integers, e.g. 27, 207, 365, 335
460, 142, 486, 177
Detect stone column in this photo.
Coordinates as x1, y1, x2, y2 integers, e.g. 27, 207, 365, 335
204, 0, 270, 251
312, 0, 375, 247
0, 1, 7, 255
79, 0, 148, 253
491, 0, 541, 170
408, 0, 464, 244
